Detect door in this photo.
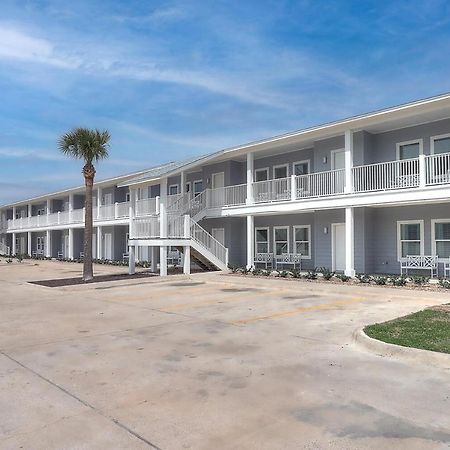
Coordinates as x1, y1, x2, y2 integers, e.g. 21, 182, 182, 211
211, 172, 225, 207
331, 150, 345, 170
332, 223, 346, 272
211, 228, 225, 246
104, 233, 112, 260
63, 234, 70, 258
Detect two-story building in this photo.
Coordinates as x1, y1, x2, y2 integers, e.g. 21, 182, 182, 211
2, 93, 450, 277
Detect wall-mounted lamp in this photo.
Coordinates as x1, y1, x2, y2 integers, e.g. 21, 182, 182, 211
323, 156, 328, 164
323, 227, 328, 235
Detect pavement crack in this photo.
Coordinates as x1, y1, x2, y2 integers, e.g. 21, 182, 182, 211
0, 350, 163, 450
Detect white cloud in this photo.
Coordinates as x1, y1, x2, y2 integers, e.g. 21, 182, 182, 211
0, 147, 63, 161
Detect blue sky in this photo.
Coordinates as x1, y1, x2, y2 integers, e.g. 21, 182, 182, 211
1, 0, 450, 204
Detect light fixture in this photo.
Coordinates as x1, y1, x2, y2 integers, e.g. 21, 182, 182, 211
323, 227, 328, 234
323, 156, 327, 164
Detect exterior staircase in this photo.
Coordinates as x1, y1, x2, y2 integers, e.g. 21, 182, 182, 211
0, 242, 10, 256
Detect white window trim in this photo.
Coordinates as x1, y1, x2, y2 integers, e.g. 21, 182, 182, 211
431, 219, 450, 261
36, 236, 45, 252
211, 172, 225, 189
168, 184, 179, 195
430, 133, 450, 155
273, 226, 289, 256
125, 192, 131, 202
193, 179, 203, 195
397, 220, 424, 261
396, 139, 423, 160
185, 181, 191, 193
330, 149, 345, 170
293, 225, 311, 259
255, 227, 270, 254
292, 160, 310, 176
273, 164, 289, 179
254, 167, 269, 182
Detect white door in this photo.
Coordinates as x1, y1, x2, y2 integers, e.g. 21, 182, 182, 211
63, 235, 70, 258
212, 228, 225, 246
104, 233, 112, 260
332, 223, 346, 272
331, 150, 345, 170
211, 172, 225, 207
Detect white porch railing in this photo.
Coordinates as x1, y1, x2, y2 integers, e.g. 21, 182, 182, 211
0, 242, 10, 255
72, 208, 85, 223
131, 216, 160, 238
167, 193, 183, 209
253, 177, 291, 203
296, 168, 345, 198
425, 152, 450, 186
167, 214, 185, 238
115, 201, 130, 218
190, 218, 228, 266
352, 158, 420, 193
209, 184, 247, 207
99, 204, 115, 219
136, 198, 158, 216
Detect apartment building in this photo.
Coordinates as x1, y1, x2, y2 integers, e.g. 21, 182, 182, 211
2, 93, 450, 277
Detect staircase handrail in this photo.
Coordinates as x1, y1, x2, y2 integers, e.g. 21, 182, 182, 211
190, 218, 227, 266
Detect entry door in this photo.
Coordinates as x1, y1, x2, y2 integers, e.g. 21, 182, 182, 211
331, 150, 345, 170
332, 223, 346, 272
64, 235, 70, 258
212, 228, 225, 246
104, 233, 112, 260
211, 172, 225, 207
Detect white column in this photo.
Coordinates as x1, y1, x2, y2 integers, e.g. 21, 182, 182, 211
159, 202, 167, 238
344, 130, 354, 194
97, 226, 103, 260
290, 175, 296, 201
68, 194, 74, 223
160, 246, 168, 276
28, 204, 32, 217
246, 215, 254, 269
46, 230, 51, 258
246, 152, 254, 204
183, 245, 190, 274
419, 153, 426, 188
151, 246, 158, 272
128, 245, 136, 275
68, 228, 74, 260
129, 188, 136, 238
46, 199, 51, 227
12, 232, 16, 255
344, 207, 355, 277
180, 171, 186, 195
27, 231, 32, 256
97, 188, 102, 219
12, 206, 16, 228
159, 199, 168, 277
155, 196, 160, 215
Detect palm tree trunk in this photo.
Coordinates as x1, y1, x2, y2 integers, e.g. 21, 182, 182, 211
83, 163, 95, 281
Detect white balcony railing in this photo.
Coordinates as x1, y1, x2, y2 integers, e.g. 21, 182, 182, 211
352, 158, 420, 193
253, 177, 291, 203
136, 198, 158, 216
190, 218, 228, 266
209, 184, 247, 207
425, 152, 450, 186
296, 169, 345, 198
99, 204, 115, 219
116, 201, 130, 218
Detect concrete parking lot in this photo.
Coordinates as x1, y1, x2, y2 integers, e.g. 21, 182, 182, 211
0, 260, 449, 449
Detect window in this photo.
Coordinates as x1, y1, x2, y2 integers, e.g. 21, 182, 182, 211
293, 161, 310, 176
273, 165, 288, 179
294, 225, 310, 258
255, 168, 269, 182
193, 180, 203, 196
186, 182, 191, 193
431, 135, 450, 155
37, 236, 45, 253
37, 208, 46, 216
169, 184, 179, 195
432, 220, 450, 259
273, 226, 289, 256
125, 192, 130, 202
397, 221, 424, 260
396, 140, 422, 160
255, 228, 269, 253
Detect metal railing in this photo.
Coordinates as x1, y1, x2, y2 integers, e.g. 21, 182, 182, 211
296, 169, 345, 198
425, 152, 450, 186
352, 158, 420, 192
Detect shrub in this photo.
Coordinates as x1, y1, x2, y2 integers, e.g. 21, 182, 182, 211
373, 275, 387, 285
291, 268, 302, 279
303, 270, 318, 280
390, 275, 407, 287
241, 266, 252, 275
6, 258, 13, 264
410, 275, 430, 285
355, 273, 371, 283
276, 270, 290, 278
439, 279, 450, 289
261, 269, 272, 276
228, 264, 240, 274
251, 267, 263, 276
336, 274, 351, 282
317, 267, 335, 280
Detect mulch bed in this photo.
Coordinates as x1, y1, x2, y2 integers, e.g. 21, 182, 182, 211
30, 271, 156, 287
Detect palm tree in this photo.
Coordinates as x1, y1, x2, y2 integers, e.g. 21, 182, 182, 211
58, 128, 110, 281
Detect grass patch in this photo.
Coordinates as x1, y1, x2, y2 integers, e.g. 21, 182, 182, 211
364, 306, 450, 354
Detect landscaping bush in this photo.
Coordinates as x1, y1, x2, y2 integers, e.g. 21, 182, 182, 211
251, 267, 263, 276
336, 274, 351, 282
316, 267, 335, 280
291, 268, 302, 279
276, 270, 290, 278
410, 275, 430, 285
228, 264, 240, 274
303, 270, 318, 280
261, 269, 272, 276
355, 273, 371, 283
390, 275, 407, 286
439, 279, 450, 289
373, 275, 387, 285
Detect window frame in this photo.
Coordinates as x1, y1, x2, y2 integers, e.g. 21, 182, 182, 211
273, 164, 289, 180
293, 225, 311, 259
430, 133, 450, 155
431, 219, 450, 261
292, 160, 310, 177
254, 167, 269, 182
397, 220, 424, 261
185, 181, 191, 194
36, 236, 45, 252
396, 139, 423, 160
168, 184, 179, 196
254, 227, 270, 254
330, 149, 345, 170
193, 180, 203, 196
273, 226, 290, 256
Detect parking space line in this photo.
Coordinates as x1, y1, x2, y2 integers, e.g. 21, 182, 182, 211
232, 296, 367, 325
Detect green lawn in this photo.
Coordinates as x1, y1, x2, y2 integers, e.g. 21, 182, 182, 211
364, 307, 450, 354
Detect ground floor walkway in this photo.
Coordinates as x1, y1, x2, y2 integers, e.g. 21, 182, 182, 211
0, 261, 449, 449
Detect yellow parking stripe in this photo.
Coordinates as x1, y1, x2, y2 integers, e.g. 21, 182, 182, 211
232, 297, 367, 325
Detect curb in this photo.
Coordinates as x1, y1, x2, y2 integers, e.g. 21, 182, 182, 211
352, 328, 450, 370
